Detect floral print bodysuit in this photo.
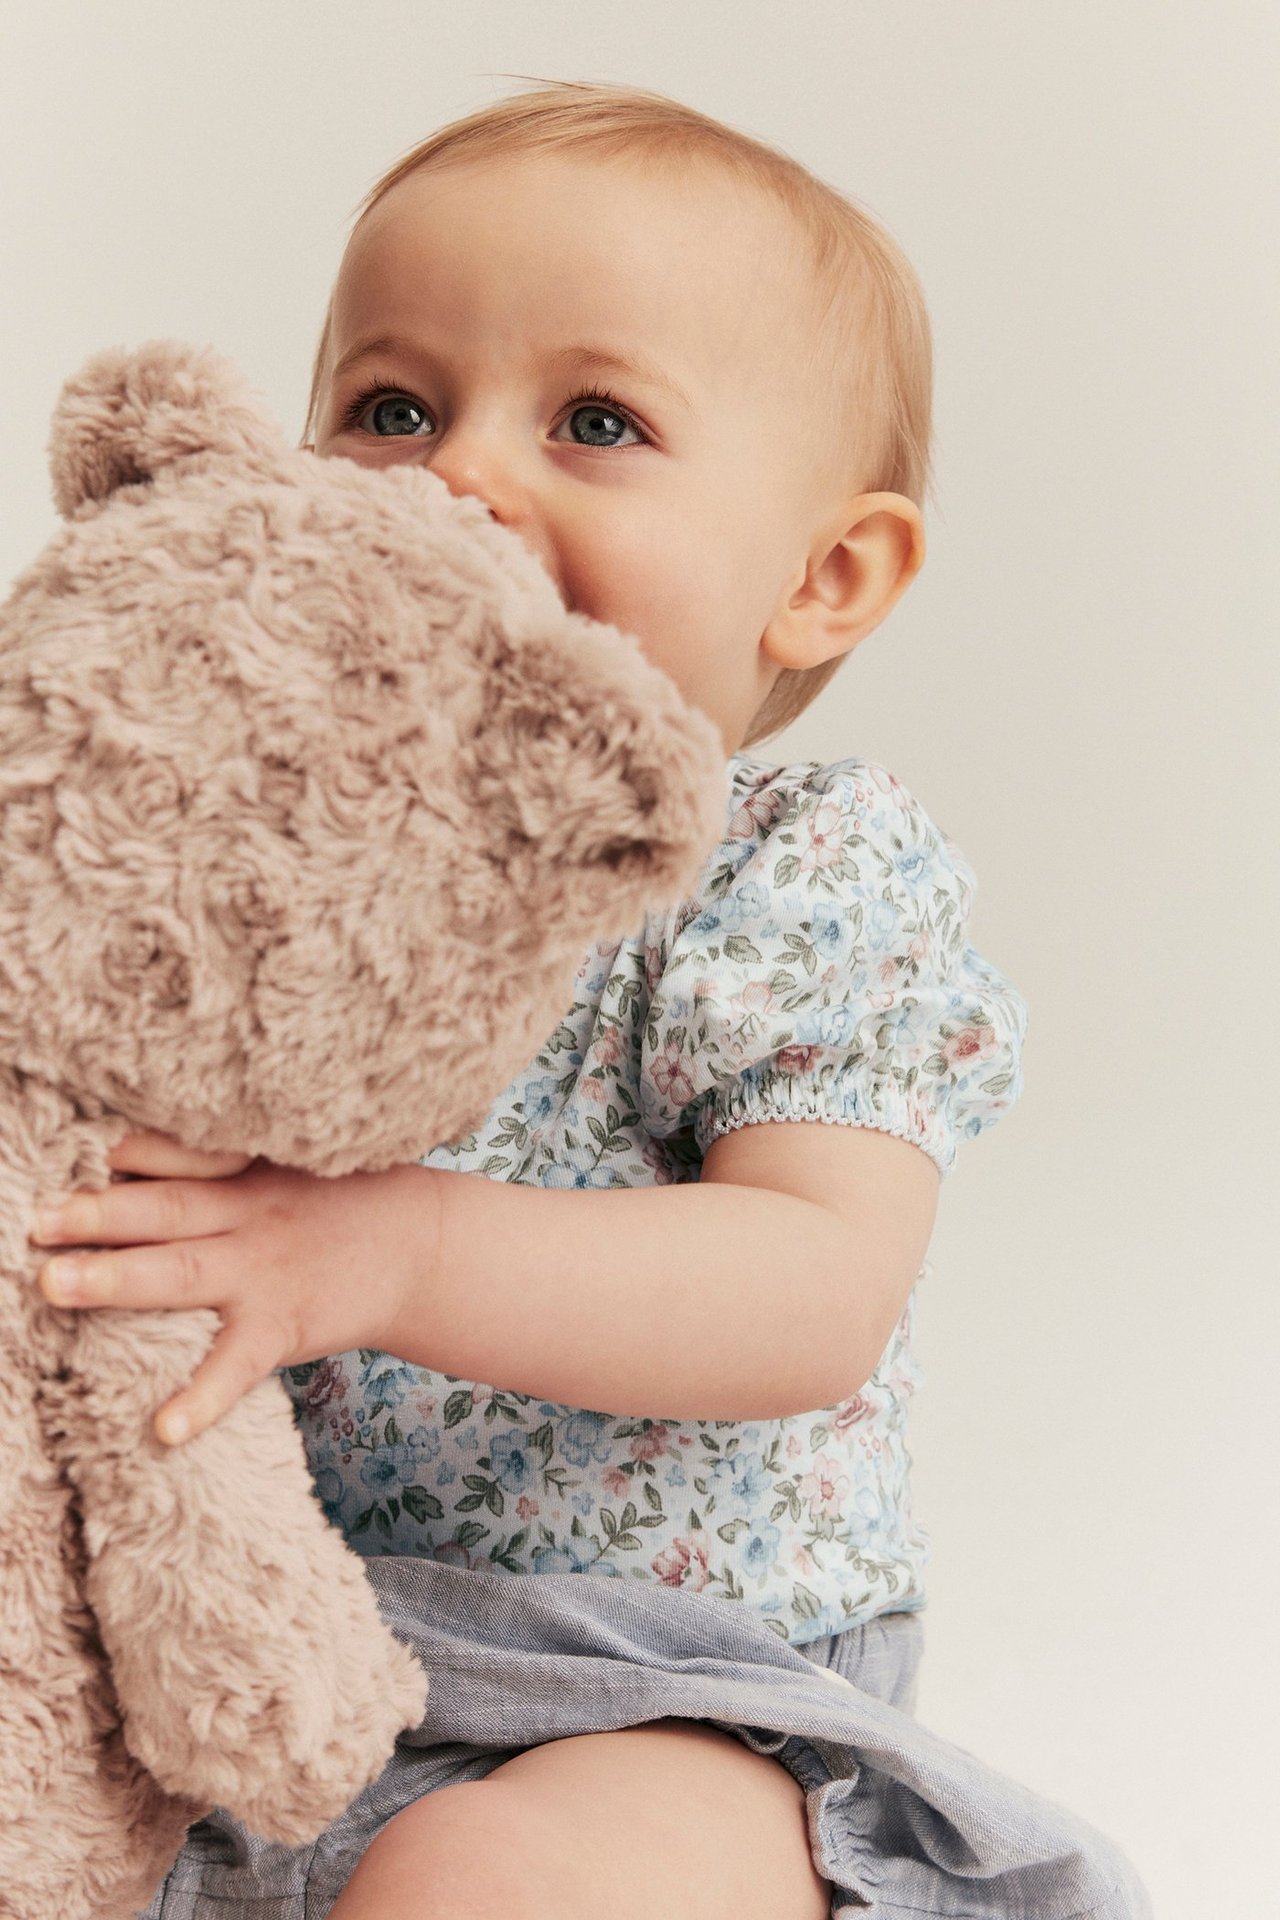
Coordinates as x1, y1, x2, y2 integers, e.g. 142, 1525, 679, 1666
282, 751, 1029, 1646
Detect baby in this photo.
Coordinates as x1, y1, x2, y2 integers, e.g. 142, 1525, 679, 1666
32, 80, 1150, 1920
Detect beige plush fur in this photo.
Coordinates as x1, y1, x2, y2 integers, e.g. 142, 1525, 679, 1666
0, 340, 727, 1919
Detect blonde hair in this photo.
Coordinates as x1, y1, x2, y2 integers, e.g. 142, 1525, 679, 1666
302, 78, 934, 750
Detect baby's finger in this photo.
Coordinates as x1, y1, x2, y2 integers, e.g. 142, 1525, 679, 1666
31, 1175, 236, 1250
37, 1237, 215, 1311
154, 1321, 279, 1446
107, 1130, 253, 1181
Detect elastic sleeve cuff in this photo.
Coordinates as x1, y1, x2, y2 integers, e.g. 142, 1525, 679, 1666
693, 1066, 958, 1179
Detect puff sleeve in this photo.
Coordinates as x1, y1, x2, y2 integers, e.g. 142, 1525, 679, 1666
637, 756, 1029, 1180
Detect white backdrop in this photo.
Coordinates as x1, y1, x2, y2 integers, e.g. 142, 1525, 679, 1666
3, 5, 1276, 1914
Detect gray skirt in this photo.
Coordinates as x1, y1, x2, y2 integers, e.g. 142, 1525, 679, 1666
137, 1558, 1151, 1919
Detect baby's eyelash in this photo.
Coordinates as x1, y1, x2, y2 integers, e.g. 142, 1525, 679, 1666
561, 384, 646, 439
337, 374, 415, 432
336, 376, 647, 441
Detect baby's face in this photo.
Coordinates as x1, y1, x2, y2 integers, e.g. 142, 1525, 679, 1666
311, 153, 835, 756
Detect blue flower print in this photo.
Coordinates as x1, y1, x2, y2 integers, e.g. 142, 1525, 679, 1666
718, 880, 770, 932
558, 1411, 613, 1468
742, 1519, 782, 1578
358, 1354, 409, 1409
708, 1450, 771, 1505
312, 1466, 344, 1511
402, 1424, 441, 1464
795, 1003, 858, 1048
360, 1451, 401, 1494
489, 1430, 535, 1493
522, 1073, 563, 1126
687, 906, 722, 938
809, 906, 845, 958
849, 1484, 888, 1546
893, 843, 932, 889
865, 897, 901, 954
531, 1543, 588, 1574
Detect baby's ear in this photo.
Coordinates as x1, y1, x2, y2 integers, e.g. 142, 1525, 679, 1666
46, 338, 284, 517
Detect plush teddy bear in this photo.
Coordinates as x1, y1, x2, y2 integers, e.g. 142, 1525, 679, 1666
0, 340, 728, 1920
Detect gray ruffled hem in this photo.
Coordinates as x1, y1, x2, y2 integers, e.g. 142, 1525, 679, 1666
138, 1558, 1151, 1919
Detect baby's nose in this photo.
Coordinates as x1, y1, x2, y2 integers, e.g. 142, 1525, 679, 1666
424, 439, 559, 591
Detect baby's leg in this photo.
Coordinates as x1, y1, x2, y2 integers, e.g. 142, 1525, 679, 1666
328, 1717, 829, 1919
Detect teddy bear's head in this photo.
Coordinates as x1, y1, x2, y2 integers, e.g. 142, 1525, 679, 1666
0, 342, 727, 1176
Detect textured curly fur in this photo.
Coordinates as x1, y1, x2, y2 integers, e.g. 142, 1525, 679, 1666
0, 340, 728, 1918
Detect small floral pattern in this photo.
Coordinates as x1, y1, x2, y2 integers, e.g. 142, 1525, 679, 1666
282, 753, 1028, 1645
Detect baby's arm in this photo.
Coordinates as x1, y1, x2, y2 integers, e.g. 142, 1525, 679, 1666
33, 1121, 938, 1435
389, 1120, 939, 1419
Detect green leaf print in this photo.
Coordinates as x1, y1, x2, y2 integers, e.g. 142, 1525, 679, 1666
384, 1415, 402, 1446
717, 1518, 750, 1543
401, 1485, 443, 1523
443, 1389, 475, 1429
792, 1583, 822, 1621
723, 934, 764, 964
642, 1481, 664, 1514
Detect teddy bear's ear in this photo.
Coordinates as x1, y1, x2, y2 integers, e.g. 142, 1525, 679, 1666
46, 339, 285, 517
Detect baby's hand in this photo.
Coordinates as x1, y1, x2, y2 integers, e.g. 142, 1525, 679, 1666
29, 1131, 438, 1448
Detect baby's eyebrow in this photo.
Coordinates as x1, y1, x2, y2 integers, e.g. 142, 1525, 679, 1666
546, 344, 693, 413
330, 332, 692, 413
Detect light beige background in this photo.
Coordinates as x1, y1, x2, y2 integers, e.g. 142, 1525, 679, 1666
2, 3, 1275, 1913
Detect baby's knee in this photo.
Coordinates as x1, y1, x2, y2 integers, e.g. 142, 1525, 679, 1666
327, 1782, 510, 1920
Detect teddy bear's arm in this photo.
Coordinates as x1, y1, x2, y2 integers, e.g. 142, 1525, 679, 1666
35, 1131, 428, 1844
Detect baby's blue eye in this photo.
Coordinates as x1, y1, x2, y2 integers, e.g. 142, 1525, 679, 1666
363, 393, 432, 438
559, 401, 639, 448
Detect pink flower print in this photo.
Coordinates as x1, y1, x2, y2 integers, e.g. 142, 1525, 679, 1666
799, 1453, 850, 1519
733, 979, 777, 1024
653, 1536, 712, 1590
678, 1434, 693, 1447
869, 764, 906, 806
434, 1541, 483, 1571
649, 1043, 696, 1110
631, 1423, 672, 1462
580, 1075, 608, 1105
798, 795, 849, 875
645, 950, 662, 993
516, 1495, 540, 1520
594, 1023, 624, 1069
822, 964, 839, 986
639, 1138, 677, 1185
301, 1357, 348, 1412
602, 1465, 631, 1500
908, 934, 928, 966
868, 991, 896, 1010
732, 788, 779, 841
776, 1044, 822, 1074
943, 1024, 998, 1071
832, 1394, 872, 1432
471, 1385, 494, 1409
877, 955, 902, 989
792, 1544, 817, 1577
785, 1434, 802, 1459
